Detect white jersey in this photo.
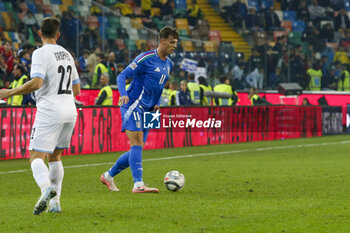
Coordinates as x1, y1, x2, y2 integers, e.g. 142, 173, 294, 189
30, 44, 80, 123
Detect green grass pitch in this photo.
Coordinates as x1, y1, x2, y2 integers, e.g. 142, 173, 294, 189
1, 135, 350, 233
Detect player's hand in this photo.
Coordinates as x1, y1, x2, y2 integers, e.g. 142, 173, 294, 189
118, 95, 129, 106
153, 105, 160, 111
0, 89, 12, 99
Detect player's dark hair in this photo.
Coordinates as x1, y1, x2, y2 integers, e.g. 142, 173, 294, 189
159, 26, 179, 40
40, 17, 61, 38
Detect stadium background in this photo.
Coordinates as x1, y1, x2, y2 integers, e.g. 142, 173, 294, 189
1, 0, 350, 90
0, 0, 349, 160
2, 1, 350, 232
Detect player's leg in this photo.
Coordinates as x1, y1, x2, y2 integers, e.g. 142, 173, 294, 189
103, 129, 148, 182
126, 129, 143, 184
29, 123, 61, 215
30, 151, 52, 196
142, 128, 150, 145
100, 140, 135, 192
109, 151, 130, 176
47, 122, 75, 212
101, 150, 128, 191
100, 106, 133, 191
47, 149, 64, 213
127, 129, 159, 193
101, 107, 144, 191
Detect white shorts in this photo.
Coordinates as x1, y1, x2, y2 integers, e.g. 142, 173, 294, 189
29, 121, 76, 154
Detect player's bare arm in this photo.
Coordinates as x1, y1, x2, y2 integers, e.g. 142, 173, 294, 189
72, 83, 81, 97
0, 77, 43, 99
117, 76, 130, 106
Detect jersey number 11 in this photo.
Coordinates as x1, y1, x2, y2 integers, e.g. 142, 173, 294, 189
159, 74, 166, 85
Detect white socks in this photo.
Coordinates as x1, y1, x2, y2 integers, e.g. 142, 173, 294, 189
48, 161, 64, 200
31, 158, 64, 206
134, 181, 144, 189
31, 158, 50, 194
104, 171, 113, 181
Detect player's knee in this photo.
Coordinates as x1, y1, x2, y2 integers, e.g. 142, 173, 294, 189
48, 150, 63, 162
29, 151, 46, 163
127, 131, 143, 146
131, 138, 143, 146
48, 154, 61, 162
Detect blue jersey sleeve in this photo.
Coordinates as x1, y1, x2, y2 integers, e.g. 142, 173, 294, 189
156, 96, 161, 106
117, 60, 142, 97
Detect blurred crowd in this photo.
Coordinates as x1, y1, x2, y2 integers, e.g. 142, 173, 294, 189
1, 0, 350, 107
220, 0, 350, 91
0, 0, 205, 89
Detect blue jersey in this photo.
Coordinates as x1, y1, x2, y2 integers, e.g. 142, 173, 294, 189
117, 50, 173, 111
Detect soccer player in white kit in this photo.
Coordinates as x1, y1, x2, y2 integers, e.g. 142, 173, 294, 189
0, 17, 81, 215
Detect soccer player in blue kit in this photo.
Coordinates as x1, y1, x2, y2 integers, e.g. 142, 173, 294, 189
101, 26, 179, 193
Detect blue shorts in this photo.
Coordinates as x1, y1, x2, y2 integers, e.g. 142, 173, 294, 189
120, 105, 150, 143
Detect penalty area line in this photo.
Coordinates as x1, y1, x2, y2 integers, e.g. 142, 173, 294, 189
0, 140, 349, 176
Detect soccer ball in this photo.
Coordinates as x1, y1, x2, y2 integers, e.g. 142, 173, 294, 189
164, 171, 185, 192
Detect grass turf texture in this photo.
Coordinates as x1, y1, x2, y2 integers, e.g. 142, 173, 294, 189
1, 135, 350, 232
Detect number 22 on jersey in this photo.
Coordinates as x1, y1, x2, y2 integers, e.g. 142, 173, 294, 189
57, 65, 72, 95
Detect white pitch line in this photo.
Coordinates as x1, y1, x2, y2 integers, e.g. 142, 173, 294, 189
0, 140, 350, 176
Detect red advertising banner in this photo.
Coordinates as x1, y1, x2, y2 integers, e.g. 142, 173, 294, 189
75, 89, 120, 106
237, 92, 350, 124
76, 89, 350, 110
0, 106, 322, 160
76, 89, 348, 124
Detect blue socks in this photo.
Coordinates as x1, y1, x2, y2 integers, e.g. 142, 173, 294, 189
108, 145, 143, 183
108, 151, 130, 177
129, 145, 143, 183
